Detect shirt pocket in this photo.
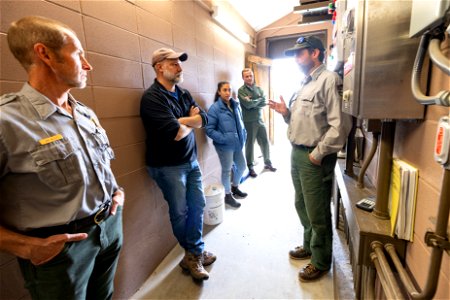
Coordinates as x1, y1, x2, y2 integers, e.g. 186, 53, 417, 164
299, 93, 315, 116
30, 139, 82, 187
92, 127, 115, 164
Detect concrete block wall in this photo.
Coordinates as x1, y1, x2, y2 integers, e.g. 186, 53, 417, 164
0, 0, 252, 298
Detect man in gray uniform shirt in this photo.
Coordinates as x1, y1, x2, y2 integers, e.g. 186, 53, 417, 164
269, 36, 351, 282
0, 16, 124, 299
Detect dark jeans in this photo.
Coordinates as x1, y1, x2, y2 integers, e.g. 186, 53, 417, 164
291, 146, 336, 271
18, 207, 123, 300
147, 160, 205, 255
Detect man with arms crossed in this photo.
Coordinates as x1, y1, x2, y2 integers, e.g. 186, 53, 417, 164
238, 68, 276, 178
140, 48, 216, 281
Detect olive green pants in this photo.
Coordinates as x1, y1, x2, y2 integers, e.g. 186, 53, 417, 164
18, 208, 123, 300
291, 146, 336, 271
244, 120, 271, 167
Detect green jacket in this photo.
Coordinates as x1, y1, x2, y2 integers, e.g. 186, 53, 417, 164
237, 84, 267, 122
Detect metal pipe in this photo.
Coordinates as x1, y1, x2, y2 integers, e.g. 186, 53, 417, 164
384, 243, 418, 295
370, 251, 400, 300
345, 117, 357, 177
373, 121, 395, 219
429, 38, 450, 76
411, 34, 450, 106
357, 131, 379, 188
371, 241, 404, 298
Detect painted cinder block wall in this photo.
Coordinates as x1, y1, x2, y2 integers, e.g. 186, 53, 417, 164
0, 0, 254, 299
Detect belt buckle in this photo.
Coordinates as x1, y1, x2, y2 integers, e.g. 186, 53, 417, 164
94, 201, 111, 225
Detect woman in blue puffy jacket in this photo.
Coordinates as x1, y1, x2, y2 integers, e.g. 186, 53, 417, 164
206, 81, 248, 208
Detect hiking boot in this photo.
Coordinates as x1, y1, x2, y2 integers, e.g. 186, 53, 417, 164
201, 250, 217, 266
248, 168, 258, 178
298, 263, 329, 282
180, 250, 217, 269
179, 252, 209, 280
289, 246, 312, 260
264, 164, 277, 172
224, 193, 241, 208
231, 186, 248, 198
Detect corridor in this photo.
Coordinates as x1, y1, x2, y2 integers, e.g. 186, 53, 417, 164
131, 118, 339, 299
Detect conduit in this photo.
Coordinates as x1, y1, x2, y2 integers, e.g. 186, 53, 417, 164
357, 131, 379, 188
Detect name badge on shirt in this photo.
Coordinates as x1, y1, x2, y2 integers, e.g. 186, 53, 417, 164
39, 134, 63, 145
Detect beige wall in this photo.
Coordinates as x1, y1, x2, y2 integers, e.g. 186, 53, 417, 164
0, 0, 253, 299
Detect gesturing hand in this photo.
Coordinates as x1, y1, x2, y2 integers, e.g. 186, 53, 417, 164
30, 233, 88, 265
268, 96, 288, 116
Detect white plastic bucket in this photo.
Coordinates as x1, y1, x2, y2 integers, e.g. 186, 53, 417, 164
203, 183, 224, 225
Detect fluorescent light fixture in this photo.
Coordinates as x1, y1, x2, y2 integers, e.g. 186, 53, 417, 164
212, 5, 251, 44
294, 0, 330, 14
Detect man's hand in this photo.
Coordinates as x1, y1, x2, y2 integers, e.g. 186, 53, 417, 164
309, 154, 321, 166
268, 96, 288, 117
189, 106, 200, 117
29, 233, 88, 265
110, 188, 125, 216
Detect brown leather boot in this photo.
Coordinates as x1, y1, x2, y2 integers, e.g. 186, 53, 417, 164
180, 252, 209, 280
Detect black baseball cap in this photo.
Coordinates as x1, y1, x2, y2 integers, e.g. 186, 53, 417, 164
284, 36, 325, 56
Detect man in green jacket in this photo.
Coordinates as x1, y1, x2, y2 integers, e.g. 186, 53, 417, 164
238, 68, 276, 178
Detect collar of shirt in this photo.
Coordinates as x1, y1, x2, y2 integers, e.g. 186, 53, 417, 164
20, 83, 67, 120
309, 64, 326, 82
154, 78, 184, 99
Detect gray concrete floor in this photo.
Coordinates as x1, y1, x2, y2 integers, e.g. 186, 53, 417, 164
130, 118, 348, 299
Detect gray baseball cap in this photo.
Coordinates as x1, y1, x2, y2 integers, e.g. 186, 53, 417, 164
285, 36, 325, 56
152, 48, 188, 66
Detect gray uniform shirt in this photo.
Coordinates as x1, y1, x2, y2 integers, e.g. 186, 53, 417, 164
0, 84, 118, 231
285, 64, 352, 161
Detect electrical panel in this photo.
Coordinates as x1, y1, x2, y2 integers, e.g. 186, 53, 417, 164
339, 0, 424, 119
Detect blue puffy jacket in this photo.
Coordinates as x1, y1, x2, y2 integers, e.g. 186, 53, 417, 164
206, 98, 247, 151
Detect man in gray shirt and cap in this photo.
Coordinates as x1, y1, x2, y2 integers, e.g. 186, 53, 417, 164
269, 35, 351, 282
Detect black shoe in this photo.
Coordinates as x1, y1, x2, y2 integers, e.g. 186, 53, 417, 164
264, 164, 277, 172
248, 168, 257, 178
231, 186, 248, 198
224, 193, 241, 208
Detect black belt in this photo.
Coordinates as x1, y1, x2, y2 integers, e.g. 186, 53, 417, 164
292, 144, 315, 151
24, 201, 111, 238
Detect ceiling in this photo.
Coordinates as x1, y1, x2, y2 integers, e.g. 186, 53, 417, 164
227, 0, 299, 31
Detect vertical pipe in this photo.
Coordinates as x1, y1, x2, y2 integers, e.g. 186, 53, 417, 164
371, 241, 403, 298
345, 116, 357, 177
373, 120, 395, 219
411, 169, 450, 299
357, 132, 380, 188
384, 243, 418, 295
367, 265, 376, 299
370, 252, 397, 299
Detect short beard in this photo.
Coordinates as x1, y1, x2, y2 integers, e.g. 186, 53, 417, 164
163, 70, 183, 85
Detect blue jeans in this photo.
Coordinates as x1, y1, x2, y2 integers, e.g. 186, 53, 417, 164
215, 147, 246, 194
147, 160, 205, 255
